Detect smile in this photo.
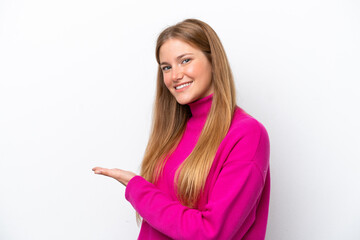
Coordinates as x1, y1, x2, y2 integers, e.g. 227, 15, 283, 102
175, 81, 193, 90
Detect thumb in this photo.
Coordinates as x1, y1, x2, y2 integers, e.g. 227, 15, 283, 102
92, 167, 110, 176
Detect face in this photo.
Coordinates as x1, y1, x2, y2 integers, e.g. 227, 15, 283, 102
159, 38, 214, 105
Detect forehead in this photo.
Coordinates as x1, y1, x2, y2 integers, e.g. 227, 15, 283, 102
159, 38, 200, 60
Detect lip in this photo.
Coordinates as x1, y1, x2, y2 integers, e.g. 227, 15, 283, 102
174, 81, 193, 89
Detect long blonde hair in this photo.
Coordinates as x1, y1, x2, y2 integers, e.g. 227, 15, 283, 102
140, 18, 236, 211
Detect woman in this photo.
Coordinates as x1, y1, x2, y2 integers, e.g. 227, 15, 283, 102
93, 18, 270, 240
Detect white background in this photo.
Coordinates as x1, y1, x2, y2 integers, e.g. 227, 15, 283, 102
1, 0, 359, 239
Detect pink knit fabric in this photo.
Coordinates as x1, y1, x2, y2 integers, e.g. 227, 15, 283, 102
125, 93, 270, 239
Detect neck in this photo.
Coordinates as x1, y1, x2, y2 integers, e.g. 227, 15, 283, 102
187, 93, 213, 122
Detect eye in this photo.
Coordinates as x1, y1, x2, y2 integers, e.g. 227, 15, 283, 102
182, 58, 191, 64
162, 66, 171, 71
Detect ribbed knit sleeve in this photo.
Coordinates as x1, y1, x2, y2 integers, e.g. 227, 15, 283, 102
125, 118, 270, 240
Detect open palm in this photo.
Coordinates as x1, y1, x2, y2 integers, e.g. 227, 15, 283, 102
92, 167, 137, 187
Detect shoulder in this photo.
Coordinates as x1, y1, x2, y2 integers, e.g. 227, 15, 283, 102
227, 106, 269, 143
216, 106, 270, 156
207, 106, 270, 183
220, 106, 270, 177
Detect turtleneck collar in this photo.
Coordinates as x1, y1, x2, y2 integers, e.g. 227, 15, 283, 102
187, 93, 213, 120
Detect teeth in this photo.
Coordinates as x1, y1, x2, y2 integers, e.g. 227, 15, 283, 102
175, 82, 192, 90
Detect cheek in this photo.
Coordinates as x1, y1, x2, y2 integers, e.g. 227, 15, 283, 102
187, 62, 210, 83
163, 74, 172, 89
191, 59, 210, 75
185, 64, 196, 76
201, 63, 213, 84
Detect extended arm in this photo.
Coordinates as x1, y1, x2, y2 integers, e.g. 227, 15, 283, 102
125, 121, 270, 239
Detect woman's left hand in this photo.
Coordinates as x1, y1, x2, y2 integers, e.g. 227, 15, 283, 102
92, 167, 137, 187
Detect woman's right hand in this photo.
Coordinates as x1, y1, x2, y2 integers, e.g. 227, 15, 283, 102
92, 167, 137, 187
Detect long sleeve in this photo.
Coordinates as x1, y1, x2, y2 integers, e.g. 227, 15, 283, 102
125, 117, 270, 240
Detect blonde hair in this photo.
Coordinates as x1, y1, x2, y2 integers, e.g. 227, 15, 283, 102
138, 18, 236, 221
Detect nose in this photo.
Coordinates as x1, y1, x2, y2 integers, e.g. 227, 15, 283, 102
171, 66, 184, 81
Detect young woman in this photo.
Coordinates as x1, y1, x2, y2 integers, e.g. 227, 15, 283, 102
92, 18, 270, 240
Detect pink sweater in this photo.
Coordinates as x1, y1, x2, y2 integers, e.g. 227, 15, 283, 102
125, 93, 270, 240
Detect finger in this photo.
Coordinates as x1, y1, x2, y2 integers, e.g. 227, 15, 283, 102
92, 166, 100, 172
94, 168, 118, 179
92, 167, 108, 175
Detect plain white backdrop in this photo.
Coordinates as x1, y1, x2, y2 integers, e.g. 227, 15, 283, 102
1, 0, 359, 239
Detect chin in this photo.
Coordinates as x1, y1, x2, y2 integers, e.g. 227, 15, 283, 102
175, 98, 189, 105
174, 95, 197, 105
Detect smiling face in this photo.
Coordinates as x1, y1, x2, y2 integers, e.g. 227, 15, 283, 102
159, 38, 214, 105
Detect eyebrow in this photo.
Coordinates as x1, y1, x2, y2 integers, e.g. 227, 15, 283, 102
160, 53, 194, 65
